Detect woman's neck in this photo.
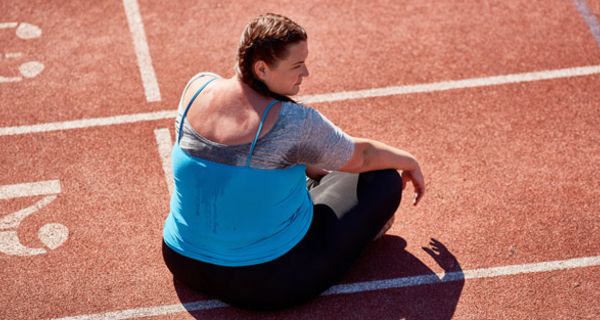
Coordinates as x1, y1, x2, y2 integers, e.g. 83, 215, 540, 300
230, 74, 271, 105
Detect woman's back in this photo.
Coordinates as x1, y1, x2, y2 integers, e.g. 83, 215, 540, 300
182, 75, 282, 147
166, 74, 315, 266
175, 73, 354, 170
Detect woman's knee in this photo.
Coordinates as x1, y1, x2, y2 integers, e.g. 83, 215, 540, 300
356, 169, 403, 211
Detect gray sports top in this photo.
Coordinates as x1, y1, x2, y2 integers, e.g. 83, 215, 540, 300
176, 73, 355, 170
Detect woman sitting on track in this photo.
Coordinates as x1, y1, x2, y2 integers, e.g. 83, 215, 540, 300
161, 13, 425, 310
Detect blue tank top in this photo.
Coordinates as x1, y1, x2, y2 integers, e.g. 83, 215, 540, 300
162, 77, 313, 267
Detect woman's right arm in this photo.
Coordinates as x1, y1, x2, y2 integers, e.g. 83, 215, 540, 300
338, 137, 426, 205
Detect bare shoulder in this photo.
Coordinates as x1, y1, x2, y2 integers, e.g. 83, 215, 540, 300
188, 72, 221, 89
182, 72, 222, 102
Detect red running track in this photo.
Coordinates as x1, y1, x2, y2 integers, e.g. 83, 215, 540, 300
1, 0, 599, 319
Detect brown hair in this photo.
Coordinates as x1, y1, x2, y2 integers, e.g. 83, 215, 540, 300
235, 13, 307, 102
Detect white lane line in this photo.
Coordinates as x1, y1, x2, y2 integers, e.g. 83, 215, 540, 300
122, 0, 161, 102
153, 128, 174, 196
54, 300, 228, 320
300, 64, 600, 103
574, 0, 600, 46
323, 255, 600, 295
53, 255, 600, 320
0, 110, 175, 136
2, 64, 600, 137
0, 180, 61, 200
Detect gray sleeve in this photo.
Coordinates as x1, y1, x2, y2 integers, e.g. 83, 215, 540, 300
295, 107, 355, 170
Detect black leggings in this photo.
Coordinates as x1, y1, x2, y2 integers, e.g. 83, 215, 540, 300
162, 169, 403, 310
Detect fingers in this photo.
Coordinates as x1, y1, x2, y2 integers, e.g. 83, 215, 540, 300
428, 241, 440, 253
401, 169, 425, 206
423, 239, 443, 256
412, 183, 425, 206
422, 246, 436, 257
430, 238, 447, 251
413, 192, 420, 206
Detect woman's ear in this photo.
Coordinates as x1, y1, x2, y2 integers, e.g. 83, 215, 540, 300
253, 60, 268, 81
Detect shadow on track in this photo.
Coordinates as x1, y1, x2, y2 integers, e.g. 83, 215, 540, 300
172, 236, 464, 320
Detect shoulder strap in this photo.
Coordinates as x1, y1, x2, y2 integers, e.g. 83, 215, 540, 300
177, 77, 218, 144
246, 99, 279, 167
177, 73, 213, 109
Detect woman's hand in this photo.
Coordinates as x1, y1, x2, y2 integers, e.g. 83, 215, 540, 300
402, 166, 425, 206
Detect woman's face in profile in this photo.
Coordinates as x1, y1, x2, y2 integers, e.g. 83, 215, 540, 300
261, 40, 310, 96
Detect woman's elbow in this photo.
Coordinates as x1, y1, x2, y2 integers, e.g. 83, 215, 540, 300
339, 140, 372, 173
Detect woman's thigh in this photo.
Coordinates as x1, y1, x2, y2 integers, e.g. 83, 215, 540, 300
308, 169, 403, 263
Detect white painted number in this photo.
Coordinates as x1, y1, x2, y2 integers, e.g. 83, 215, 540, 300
0, 180, 68, 256
0, 22, 44, 83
